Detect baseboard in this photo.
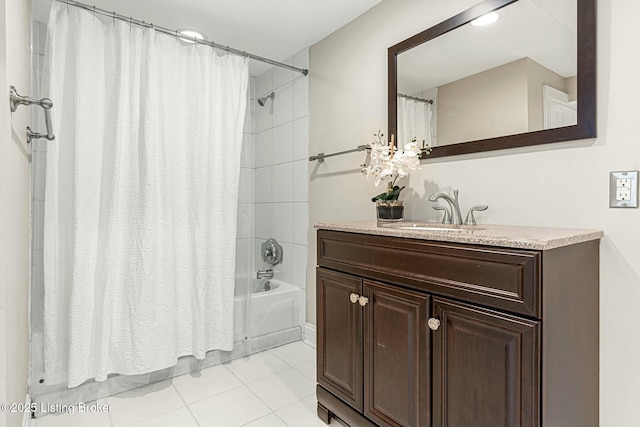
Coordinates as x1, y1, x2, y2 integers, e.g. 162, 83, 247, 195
304, 322, 316, 348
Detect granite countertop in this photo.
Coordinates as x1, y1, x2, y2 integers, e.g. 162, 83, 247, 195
315, 220, 604, 250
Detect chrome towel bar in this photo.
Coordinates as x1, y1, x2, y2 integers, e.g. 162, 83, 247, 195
309, 145, 369, 163
9, 86, 55, 143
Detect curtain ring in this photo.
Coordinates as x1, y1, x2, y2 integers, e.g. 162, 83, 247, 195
112, 11, 116, 25
129, 17, 133, 31
92, 5, 96, 20
175, 30, 178, 44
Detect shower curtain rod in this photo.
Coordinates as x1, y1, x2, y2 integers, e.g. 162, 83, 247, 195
399, 93, 433, 104
55, 0, 309, 76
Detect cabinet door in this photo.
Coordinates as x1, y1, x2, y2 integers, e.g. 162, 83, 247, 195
316, 268, 363, 411
432, 298, 540, 427
363, 280, 430, 427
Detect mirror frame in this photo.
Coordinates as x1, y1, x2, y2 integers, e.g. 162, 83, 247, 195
388, 0, 596, 159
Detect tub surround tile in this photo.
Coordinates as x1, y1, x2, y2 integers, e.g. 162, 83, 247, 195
291, 203, 308, 245
273, 242, 292, 284
255, 129, 273, 168
293, 77, 308, 119
255, 69, 273, 99
290, 245, 307, 289
254, 203, 272, 240
273, 82, 294, 127
273, 56, 294, 90
254, 167, 272, 202
273, 122, 294, 164
292, 117, 309, 161
292, 161, 308, 202
271, 204, 293, 243
255, 100, 273, 134
315, 220, 604, 250
271, 163, 293, 202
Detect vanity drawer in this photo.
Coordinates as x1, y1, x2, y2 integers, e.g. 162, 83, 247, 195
317, 230, 541, 318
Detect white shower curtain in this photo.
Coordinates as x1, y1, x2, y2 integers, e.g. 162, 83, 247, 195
43, 3, 249, 388
397, 96, 433, 148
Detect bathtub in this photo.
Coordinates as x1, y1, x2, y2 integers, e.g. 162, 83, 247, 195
234, 279, 302, 340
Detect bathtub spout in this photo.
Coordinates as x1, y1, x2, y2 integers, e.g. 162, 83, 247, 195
257, 269, 274, 279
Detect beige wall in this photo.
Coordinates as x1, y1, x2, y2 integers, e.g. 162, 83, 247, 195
309, 0, 640, 425
436, 57, 571, 144
525, 58, 570, 131
0, 0, 31, 425
438, 58, 529, 145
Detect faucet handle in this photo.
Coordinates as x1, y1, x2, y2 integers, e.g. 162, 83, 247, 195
433, 205, 452, 224
464, 205, 488, 226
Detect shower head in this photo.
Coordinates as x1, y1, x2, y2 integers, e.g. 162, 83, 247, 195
257, 92, 275, 106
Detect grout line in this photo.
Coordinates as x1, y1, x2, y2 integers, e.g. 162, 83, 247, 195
170, 381, 202, 427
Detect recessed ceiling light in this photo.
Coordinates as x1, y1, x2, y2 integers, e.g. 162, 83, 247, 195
470, 12, 499, 27
177, 29, 207, 44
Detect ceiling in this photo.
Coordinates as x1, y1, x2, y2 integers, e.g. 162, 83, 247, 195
33, 0, 383, 75
397, 0, 577, 95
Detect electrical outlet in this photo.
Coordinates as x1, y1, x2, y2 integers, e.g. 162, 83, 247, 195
617, 188, 631, 201
610, 171, 639, 208
617, 178, 631, 188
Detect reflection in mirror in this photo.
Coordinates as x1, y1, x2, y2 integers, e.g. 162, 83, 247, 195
396, 0, 577, 148
389, 0, 595, 159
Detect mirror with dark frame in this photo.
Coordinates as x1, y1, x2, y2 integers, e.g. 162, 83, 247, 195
388, 0, 595, 159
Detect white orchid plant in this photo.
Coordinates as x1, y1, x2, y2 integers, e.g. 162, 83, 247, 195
361, 131, 431, 202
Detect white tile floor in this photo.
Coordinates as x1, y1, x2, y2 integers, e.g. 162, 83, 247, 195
34, 341, 340, 427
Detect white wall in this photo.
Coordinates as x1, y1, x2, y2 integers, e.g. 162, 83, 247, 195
254, 48, 310, 321
308, 0, 640, 425
0, 0, 31, 425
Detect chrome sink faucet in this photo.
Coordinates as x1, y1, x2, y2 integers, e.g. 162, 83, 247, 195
429, 189, 489, 226
429, 189, 463, 225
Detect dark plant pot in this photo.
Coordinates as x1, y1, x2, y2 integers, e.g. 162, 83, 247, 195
376, 200, 404, 222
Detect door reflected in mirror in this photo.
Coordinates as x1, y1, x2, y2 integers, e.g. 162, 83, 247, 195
389, 0, 595, 158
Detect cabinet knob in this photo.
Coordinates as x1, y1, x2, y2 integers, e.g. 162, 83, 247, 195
428, 318, 441, 331
358, 296, 369, 307
350, 293, 360, 304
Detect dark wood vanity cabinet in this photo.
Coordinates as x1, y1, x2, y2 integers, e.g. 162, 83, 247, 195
316, 229, 599, 427
317, 269, 430, 427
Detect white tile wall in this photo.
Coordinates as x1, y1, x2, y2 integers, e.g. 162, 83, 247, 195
271, 203, 293, 243
273, 82, 294, 127
255, 167, 273, 202
292, 117, 309, 161
291, 204, 308, 246
255, 129, 273, 168
272, 163, 293, 202
255, 203, 272, 240
252, 48, 309, 322
273, 122, 294, 163
255, 69, 273, 99
292, 160, 308, 202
